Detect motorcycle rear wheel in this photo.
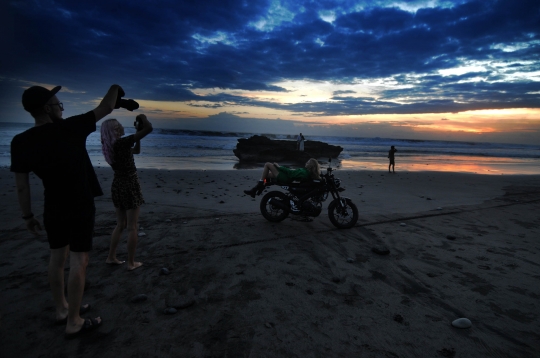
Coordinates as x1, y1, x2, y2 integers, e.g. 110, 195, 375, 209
328, 198, 358, 229
260, 191, 290, 222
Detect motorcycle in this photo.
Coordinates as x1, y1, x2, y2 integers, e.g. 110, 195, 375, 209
258, 159, 358, 229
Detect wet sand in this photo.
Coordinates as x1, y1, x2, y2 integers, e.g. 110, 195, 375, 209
1, 168, 539, 357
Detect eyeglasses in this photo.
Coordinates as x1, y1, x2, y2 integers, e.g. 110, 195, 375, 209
48, 102, 64, 110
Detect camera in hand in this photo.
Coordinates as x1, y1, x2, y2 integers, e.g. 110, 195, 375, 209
113, 86, 139, 111
134, 117, 144, 130
118, 99, 139, 111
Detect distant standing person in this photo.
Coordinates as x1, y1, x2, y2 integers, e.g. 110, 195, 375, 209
388, 145, 397, 173
11, 84, 126, 338
297, 133, 305, 151
100, 115, 153, 271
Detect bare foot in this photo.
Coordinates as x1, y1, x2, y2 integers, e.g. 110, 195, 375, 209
106, 258, 126, 265
65, 316, 102, 336
128, 262, 143, 271
55, 303, 91, 324
55, 306, 69, 323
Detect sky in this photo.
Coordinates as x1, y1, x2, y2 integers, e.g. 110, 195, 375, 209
1, 0, 540, 144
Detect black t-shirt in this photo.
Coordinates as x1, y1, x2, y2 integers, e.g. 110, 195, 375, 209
10, 111, 103, 214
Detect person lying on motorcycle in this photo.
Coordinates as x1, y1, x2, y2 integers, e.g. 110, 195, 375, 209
244, 158, 321, 198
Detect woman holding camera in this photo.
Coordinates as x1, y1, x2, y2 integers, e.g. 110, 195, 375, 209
100, 114, 153, 270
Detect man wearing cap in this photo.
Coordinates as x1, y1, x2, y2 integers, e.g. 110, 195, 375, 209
10, 84, 129, 338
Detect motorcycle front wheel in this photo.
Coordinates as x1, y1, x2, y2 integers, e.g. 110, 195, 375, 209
260, 191, 290, 222
328, 198, 358, 229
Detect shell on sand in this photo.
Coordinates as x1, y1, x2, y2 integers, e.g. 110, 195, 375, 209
452, 318, 472, 328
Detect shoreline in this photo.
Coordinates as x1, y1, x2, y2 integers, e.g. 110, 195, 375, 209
1, 148, 540, 175
80, 154, 540, 175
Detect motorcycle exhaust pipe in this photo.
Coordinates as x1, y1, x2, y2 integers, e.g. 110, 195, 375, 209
268, 198, 289, 210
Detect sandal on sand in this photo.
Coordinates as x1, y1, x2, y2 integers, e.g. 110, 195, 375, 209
55, 304, 92, 325
65, 317, 102, 339
106, 260, 126, 266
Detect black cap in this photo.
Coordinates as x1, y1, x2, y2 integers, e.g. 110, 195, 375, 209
22, 85, 62, 112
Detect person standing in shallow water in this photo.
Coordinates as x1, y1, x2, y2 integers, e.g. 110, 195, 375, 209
388, 145, 397, 173
101, 115, 153, 271
297, 132, 305, 151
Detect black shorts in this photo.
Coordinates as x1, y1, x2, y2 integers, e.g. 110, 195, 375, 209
43, 207, 95, 252
389, 158, 395, 165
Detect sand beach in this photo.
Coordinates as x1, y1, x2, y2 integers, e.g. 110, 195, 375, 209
1, 167, 539, 357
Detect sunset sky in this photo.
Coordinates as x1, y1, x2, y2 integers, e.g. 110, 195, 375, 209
1, 0, 539, 144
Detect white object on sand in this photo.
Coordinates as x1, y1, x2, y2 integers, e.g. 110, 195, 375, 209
138, 232, 146, 237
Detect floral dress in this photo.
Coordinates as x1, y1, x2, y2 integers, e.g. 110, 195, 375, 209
110, 135, 144, 210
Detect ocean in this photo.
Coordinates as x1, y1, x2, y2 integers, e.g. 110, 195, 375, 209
1, 122, 539, 174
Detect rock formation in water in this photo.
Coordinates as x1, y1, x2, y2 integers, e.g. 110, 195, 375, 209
233, 135, 343, 163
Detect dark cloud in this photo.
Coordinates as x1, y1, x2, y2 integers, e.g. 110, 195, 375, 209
2, 0, 540, 118
143, 86, 200, 102
333, 90, 356, 96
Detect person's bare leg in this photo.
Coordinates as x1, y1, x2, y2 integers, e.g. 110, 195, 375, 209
126, 206, 142, 271
49, 246, 69, 321
106, 208, 126, 264
260, 162, 272, 180
260, 162, 279, 180
245, 163, 281, 197
65, 251, 101, 334
267, 163, 279, 179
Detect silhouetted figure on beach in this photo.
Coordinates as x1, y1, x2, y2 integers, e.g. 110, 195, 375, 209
297, 133, 305, 151
11, 84, 126, 338
388, 145, 397, 173
100, 115, 153, 271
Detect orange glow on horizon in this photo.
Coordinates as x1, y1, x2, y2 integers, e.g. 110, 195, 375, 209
120, 97, 540, 142
340, 155, 540, 175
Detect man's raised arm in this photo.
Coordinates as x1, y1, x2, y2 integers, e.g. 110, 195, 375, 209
92, 84, 122, 122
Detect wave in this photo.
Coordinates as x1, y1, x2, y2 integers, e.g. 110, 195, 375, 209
1, 122, 539, 160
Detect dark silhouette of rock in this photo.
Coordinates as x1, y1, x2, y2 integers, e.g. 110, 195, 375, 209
163, 307, 177, 315
233, 135, 343, 163
372, 245, 390, 255
130, 294, 148, 303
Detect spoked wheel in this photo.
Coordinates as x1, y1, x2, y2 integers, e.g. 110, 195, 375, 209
328, 198, 358, 229
260, 191, 290, 222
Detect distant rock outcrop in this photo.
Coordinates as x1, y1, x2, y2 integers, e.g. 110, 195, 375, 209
233, 135, 343, 163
